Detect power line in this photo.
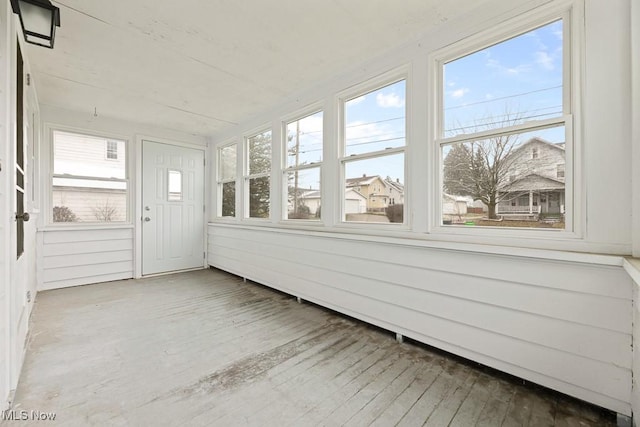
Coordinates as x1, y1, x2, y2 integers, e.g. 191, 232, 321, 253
445, 85, 562, 110
445, 110, 562, 134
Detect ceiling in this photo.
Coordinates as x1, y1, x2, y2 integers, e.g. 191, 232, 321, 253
25, 0, 488, 138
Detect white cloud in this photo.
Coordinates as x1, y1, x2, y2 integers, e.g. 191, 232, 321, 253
487, 58, 531, 75
376, 92, 404, 108
535, 51, 554, 70
450, 88, 469, 99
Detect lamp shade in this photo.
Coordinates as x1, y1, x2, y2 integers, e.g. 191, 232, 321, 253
11, 0, 60, 49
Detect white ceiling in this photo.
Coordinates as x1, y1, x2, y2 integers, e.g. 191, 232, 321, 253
26, 0, 488, 138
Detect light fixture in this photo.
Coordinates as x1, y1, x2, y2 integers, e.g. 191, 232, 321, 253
10, 0, 60, 49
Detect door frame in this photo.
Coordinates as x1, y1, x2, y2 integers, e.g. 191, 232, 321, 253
134, 135, 209, 278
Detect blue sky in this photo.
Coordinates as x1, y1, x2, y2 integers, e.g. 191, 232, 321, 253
287, 19, 564, 191
444, 19, 564, 141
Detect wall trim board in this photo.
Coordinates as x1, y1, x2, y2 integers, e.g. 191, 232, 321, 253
208, 222, 625, 268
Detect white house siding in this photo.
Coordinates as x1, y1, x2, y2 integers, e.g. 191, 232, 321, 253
208, 224, 632, 415
39, 228, 134, 291
52, 187, 127, 222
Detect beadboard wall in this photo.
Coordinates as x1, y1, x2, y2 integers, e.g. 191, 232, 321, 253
208, 223, 633, 415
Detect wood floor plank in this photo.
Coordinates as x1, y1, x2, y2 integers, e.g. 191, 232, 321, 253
9, 269, 618, 427
369, 362, 444, 427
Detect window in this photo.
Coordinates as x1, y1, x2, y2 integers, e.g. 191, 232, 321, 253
217, 143, 237, 217
52, 130, 128, 223
557, 163, 565, 179
245, 130, 271, 219
439, 15, 570, 229
284, 110, 323, 220
106, 140, 118, 160
342, 78, 406, 224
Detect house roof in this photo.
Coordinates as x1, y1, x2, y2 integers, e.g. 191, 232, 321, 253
299, 190, 321, 200
443, 193, 468, 202
503, 174, 565, 192
345, 188, 367, 201
346, 175, 383, 187
510, 137, 565, 156
384, 178, 405, 192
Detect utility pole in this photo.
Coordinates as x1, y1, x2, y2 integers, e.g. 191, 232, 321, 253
294, 120, 300, 214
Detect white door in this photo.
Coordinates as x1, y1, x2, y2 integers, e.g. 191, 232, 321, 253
142, 141, 205, 275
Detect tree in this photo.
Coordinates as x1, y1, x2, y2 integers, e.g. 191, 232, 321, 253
53, 206, 78, 222
92, 199, 119, 222
248, 133, 271, 218
443, 134, 521, 219
221, 182, 235, 217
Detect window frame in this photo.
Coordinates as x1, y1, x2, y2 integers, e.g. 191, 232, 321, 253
106, 140, 118, 160
430, 3, 582, 240
243, 127, 272, 220
216, 141, 238, 219
337, 69, 410, 228
281, 106, 324, 222
49, 128, 130, 226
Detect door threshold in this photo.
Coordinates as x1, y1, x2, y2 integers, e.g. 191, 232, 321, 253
142, 267, 206, 279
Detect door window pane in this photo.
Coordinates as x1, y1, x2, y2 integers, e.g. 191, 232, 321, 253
168, 170, 182, 201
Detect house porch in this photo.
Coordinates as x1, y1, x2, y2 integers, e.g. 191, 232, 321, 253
497, 190, 565, 218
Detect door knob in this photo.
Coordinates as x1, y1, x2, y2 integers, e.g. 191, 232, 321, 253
16, 212, 30, 222
144, 217, 151, 222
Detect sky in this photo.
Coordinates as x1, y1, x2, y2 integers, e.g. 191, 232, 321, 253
443, 19, 564, 142
286, 19, 564, 194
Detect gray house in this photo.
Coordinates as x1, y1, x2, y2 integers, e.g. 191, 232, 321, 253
497, 137, 566, 217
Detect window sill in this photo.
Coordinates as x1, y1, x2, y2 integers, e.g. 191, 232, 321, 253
39, 223, 134, 232
207, 221, 629, 262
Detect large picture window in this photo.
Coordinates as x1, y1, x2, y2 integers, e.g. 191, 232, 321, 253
437, 16, 571, 230
283, 110, 323, 220
245, 129, 272, 219
52, 130, 128, 223
217, 143, 237, 217
341, 78, 406, 224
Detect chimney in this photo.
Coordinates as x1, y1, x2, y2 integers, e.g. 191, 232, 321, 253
362, 173, 366, 178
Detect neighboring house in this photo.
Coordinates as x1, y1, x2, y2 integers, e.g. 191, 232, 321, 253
443, 193, 468, 217
384, 177, 404, 206
296, 189, 321, 216
345, 174, 392, 213
497, 137, 565, 217
345, 189, 367, 214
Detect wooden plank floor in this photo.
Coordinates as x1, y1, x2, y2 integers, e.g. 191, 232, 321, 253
7, 269, 616, 426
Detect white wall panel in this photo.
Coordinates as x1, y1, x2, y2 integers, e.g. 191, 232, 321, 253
40, 228, 134, 291
208, 224, 633, 415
